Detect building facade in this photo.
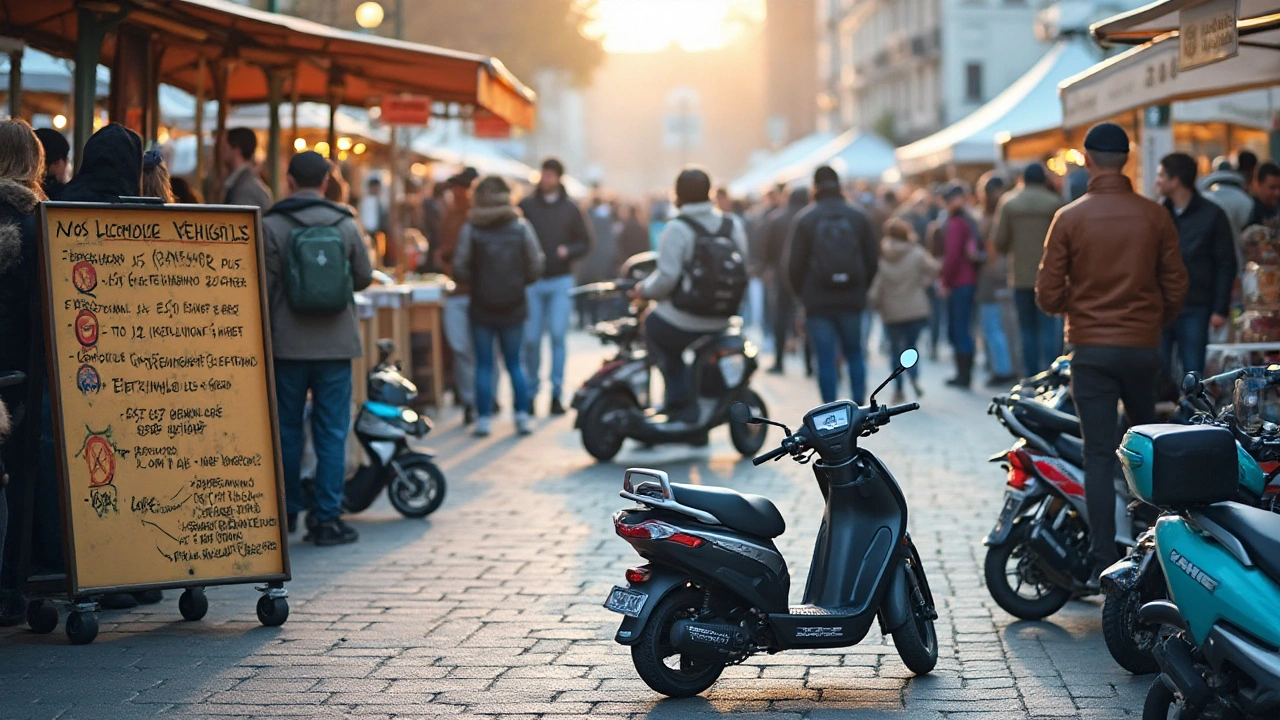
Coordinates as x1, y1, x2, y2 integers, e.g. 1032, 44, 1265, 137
827, 0, 1049, 144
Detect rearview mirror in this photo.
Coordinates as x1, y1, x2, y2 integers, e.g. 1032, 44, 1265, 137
1182, 372, 1202, 396
729, 401, 754, 425
899, 348, 919, 370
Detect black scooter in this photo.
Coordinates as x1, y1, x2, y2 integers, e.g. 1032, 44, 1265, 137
604, 349, 938, 698
571, 258, 768, 462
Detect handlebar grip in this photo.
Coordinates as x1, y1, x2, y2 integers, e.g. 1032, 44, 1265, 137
753, 445, 788, 466
885, 402, 919, 418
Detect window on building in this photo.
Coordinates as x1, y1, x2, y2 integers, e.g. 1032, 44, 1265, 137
965, 63, 983, 103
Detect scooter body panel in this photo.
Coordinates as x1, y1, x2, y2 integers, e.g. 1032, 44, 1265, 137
1154, 515, 1280, 650
613, 565, 694, 646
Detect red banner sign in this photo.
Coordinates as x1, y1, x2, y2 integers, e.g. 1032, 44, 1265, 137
380, 96, 432, 127
473, 115, 512, 139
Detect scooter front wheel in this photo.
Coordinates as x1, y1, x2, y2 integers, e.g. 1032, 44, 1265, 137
386, 455, 447, 518
984, 523, 1072, 620
1142, 677, 1178, 720
1102, 585, 1161, 675
581, 392, 635, 463
729, 389, 769, 457
892, 549, 938, 675
631, 588, 725, 698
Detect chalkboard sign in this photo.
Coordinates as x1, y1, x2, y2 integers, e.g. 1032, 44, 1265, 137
38, 202, 289, 595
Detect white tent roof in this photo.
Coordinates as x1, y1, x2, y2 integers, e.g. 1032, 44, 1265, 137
409, 125, 589, 197
896, 38, 1100, 176
1092, 0, 1280, 45
774, 130, 898, 187
1061, 29, 1280, 128
728, 131, 836, 197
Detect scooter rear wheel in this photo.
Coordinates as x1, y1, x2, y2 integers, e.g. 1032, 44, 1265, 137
581, 392, 635, 463
631, 588, 725, 698
386, 455, 447, 518
1142, 677, 1178, 720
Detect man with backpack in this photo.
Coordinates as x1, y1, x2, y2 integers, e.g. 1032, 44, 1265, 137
786, 165, 879, 404
629, 167, 749, 422
263, 151, 374, 546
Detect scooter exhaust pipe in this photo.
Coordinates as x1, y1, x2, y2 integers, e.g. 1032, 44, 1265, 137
669, 618, 749, 660
1153, 635, 1213, 714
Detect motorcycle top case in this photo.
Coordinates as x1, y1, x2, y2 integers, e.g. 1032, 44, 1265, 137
1119, 424, 1238, 507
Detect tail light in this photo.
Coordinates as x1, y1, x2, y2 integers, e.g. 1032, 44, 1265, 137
614, 518, 705, 548
1006, 448, 1036, 489
625, 567, 652, 583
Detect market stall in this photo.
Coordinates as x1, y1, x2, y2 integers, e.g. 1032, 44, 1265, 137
773, 130, 898, 187
727, 131, 835, 197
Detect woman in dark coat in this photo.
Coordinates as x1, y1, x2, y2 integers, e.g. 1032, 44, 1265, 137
0, 119, 47, 624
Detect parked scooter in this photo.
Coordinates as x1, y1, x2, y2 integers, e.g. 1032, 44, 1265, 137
983, 389, 1156, 619
1115, 419, 1280, 719
604, 350, 937, 698
1010, 355, 1075, 415
301, 340, 445, 527
1102, 368, 1280, 675
570, 256, 768, 462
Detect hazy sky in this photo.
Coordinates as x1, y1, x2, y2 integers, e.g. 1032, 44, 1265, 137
588, 0, 766, 53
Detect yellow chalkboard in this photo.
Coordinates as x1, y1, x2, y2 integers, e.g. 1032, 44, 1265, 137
39, 202, 289, 594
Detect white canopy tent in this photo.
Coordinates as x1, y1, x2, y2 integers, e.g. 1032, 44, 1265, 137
774, 130, 898, 188
1091, 0, 1280, 45
727, 131, 835, 197
409, 124, 590, 197
895, 38, 1101, 176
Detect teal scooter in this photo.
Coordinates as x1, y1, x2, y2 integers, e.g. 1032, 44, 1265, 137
1118, 420, 1280, 719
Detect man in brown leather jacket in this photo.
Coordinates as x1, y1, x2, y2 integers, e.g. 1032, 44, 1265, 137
1036, 122, 1188, 581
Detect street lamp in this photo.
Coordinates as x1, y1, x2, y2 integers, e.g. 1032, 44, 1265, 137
355, 1, 385, 30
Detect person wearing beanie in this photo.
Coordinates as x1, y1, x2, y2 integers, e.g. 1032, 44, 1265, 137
451, 176, 544, 438
262, 150, 374, 547
1036, 122, 1188, 584
992, 162, 1065, 377
629, 166, 749, 425
785, 165, 879, 403
34, 127, 70, 200
519, 157, 593, 416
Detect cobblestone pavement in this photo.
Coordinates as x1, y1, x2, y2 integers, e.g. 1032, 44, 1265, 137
0, 334, 1151, 719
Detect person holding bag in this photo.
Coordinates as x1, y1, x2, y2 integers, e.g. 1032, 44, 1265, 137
453, 176, 545, 438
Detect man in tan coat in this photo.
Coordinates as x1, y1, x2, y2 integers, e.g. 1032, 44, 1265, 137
1036, 123, 1188, 581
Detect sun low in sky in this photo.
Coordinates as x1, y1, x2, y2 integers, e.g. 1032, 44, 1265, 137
588, 0, 766, 53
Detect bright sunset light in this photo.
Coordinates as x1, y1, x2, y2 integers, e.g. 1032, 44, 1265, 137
587, 0, 766, 53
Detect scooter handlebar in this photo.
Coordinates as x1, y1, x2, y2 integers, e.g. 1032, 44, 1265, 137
752, 445, 788, 466
884, 402, 919, 418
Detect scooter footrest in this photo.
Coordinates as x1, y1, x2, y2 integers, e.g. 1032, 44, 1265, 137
788, 605, 851, 616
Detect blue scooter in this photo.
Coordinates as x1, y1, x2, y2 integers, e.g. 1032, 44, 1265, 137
1118, 414, 1280, 718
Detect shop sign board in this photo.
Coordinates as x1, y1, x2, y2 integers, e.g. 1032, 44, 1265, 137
38, 202, 289, 594
1180, 0, 1239, 71
380, 95, 432, 127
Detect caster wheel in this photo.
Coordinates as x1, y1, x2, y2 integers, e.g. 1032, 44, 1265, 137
179, 588, 208, 621
256, 596, 289, 627
65, 611, 99, 645
27, 600, 58, 634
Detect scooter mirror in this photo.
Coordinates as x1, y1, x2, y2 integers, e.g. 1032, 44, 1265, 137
729, 401, 755, 425
899, 348, 920, 370
1182, 372, 1202, 396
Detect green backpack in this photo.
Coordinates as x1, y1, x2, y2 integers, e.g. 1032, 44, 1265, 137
280, 212, 353, 314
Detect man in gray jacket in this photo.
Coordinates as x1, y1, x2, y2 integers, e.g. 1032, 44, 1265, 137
629, 167, 747, 422
222, 127, 274, 209
263, 151, 374, 546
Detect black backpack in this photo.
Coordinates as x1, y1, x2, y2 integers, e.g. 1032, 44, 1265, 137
809, 211, 865, 291
470, 222, 528, 314
671, 216, 748, 318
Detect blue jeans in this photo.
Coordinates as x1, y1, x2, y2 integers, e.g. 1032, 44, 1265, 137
884, 319, 926, 392
807, 312, 866, 403
523, 274, 574, 401
1013, 289, 1064, 377
1161, 305, 1213, 381
947, 285, 976, 356
980, 302, 1013, 377
927, 286, 946, 355
275, 359, 352, 521
474, 322, 530, 418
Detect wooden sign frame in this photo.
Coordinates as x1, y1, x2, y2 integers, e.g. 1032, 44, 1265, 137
37, 202, 291, 596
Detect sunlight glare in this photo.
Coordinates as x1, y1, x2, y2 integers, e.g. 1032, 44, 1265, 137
588, 0, 765, 53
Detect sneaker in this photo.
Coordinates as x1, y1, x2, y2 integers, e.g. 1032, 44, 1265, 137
550, 398, 566, 416
287, 512, 298, 534
463, 404, 475, 426
767, 365, 785, 375
473, 416, 492, 437
515, 412, 533, 435
311, 518, 359, 546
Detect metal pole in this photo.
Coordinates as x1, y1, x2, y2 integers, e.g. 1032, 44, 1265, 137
394, 0, 404, 40
7, 47, 21, 119
267, 0, 279, 12
74, 8, 116, 169
194, 56, 206, 192
267, 69, 284, 198
290, 65, 299, 153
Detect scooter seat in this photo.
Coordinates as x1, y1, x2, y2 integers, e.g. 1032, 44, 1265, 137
1198, 502, 1280, 583
1054, 434, 1084, 466
1012, 399, 1081, 437
670, 483, 786, 539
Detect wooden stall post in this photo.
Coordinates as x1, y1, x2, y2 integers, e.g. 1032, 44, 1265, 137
73, 7, 121, 166
266, 67, 285, 199
5, 40, 21, 119
194, 57, 207, 192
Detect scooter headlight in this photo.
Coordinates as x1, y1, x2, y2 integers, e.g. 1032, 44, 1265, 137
719, 354, 746, 388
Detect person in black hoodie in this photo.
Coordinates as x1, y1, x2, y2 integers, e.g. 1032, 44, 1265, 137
517, 158, 593, 416
1155, 152, 1236, 382
763, 187, 809, 373
34, 128, 70, 200
786, 166, 879, 403
0, 119, 46, 625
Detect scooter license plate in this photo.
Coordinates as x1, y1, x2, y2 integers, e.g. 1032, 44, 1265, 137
991, 493, 1026, 537
604, 586, 647, 618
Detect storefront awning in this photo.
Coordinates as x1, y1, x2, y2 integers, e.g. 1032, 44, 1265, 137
1060, 30, 1280, 129
895, 38, 1100, 176
1092, 0, 1280, 45
727, 131, 836, 197
774, 131, 898, 187
0, 0, 537, 128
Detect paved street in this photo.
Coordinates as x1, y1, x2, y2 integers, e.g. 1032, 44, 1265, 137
0, 334, 1151, 719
